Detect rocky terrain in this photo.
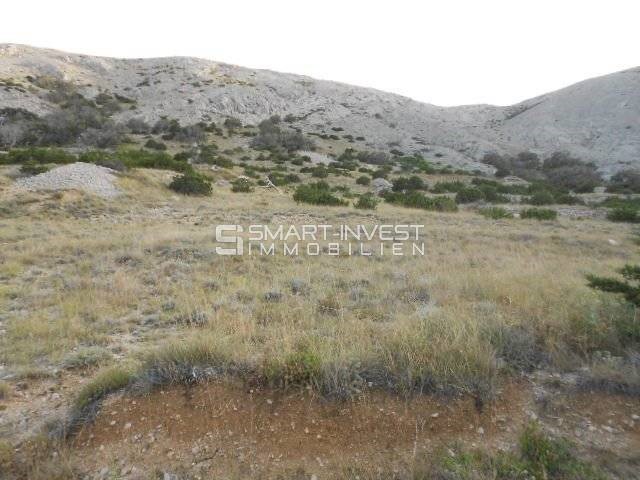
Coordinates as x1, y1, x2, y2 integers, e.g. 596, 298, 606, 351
13, 163, 120, 198
1, 44, 639, 174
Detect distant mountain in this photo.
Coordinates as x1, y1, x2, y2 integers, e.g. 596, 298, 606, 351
1, 44, 638, 174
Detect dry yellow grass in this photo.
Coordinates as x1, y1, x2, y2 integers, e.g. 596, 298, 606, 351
0, 167, 637, 399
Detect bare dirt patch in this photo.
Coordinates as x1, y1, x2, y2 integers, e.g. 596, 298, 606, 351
70, 380, 640, 479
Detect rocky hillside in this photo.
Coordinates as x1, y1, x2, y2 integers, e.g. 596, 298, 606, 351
1, 44, 638, 174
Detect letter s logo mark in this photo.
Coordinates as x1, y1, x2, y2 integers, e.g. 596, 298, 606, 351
215, 225, 243, 255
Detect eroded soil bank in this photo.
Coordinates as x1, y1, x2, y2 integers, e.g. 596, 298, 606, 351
67, 379, 640, 479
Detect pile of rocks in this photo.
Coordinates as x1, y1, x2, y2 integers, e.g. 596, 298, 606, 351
14, 162, 120, 198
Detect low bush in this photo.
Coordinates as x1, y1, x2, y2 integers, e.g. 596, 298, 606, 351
588, 264, 640, 309
608, 169, 640, 194
392, 175, 427, 192
356, 175, 371, 186
431, 181, 466, 194
607, 206, 639, 223
520, 208, 557, 220
20, 161, 49, 176
231, 177, 254, 193
529, 190, 555, 205
383, 191, 458, 212
118, 149, 192, 172
354, 193, 379, 210
479, 207, 513, 219
293, 181, 347, 206
456, 187, 485, 203
432, 423, 605, 480
3, 147, 75, 165
144, 138, 167, 150
169, 172, 212, 196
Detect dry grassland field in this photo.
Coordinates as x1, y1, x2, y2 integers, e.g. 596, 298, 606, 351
0, 46, 639, 480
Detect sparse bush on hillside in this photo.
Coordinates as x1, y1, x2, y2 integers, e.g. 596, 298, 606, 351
431, 181, 466, 194
481, 150, 603, 193
119, 149, 192, 172
455, 187, 485, 204
588, 265, 640, 309
231, 177, 254, 193
354, 192, 379, 210
608, 169, 640, 194
293, 181, 347, 206
392, 175, 427, 192
250, 117, 315, 151
479, 207, 513, 219
383, 191, 458, 212
529, 190, 555, 205
125, 117, 151, 134
152, 118, 205, 143
80, 150, 127, 171
520, 208, 557, 220
144, 138, 167, 150
3, 147, 75, 165
20, 161, 49, 176
168, 171, 212, 196
78, 123, 124, 148
356, 175, 371, 186
357, 150, 390, 165
223, 117, 243, 130
542, 151, 602, 193
607, 206, 640, 223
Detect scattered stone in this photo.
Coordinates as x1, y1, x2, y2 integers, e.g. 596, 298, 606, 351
290, 279, 310, 296
264, 291, 283, 303
371, 177, 393, 195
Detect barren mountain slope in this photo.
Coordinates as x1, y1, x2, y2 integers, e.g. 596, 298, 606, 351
1, 44, 638, 173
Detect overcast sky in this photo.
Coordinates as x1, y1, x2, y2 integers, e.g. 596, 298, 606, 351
3, 0, 638, 106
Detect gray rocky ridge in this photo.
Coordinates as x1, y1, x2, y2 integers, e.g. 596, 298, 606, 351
1, 44, 638, 174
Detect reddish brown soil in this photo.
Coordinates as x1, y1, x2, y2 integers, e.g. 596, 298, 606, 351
68, 380, 640, 478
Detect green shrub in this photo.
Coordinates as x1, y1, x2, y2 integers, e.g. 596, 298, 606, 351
4, 147, 75, 165
519, 423, 605, 479
144, 138, 167, 150
529, 190, 555, 205
392, 175, 426, 192
383, 191, 458, 212
431, 181, 466, 193
356, 175, 371, 186
608, 169, 640, 194
310, 166, 329, 178
118, 149, 192, 173
79, 150, 126, 171
479, 207, 512, 219
231, 177, 253, 193
607, 206, 639, 223
293, 181, 347, 206
169, 172, 212, 196
520, 208, 557, 220
588, 264, 640, 308
20, 161, 49, 175
456, 187, 485, 203
354, 193, 379, 210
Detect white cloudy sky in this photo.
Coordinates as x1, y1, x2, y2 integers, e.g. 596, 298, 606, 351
3, 0, 638, 106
